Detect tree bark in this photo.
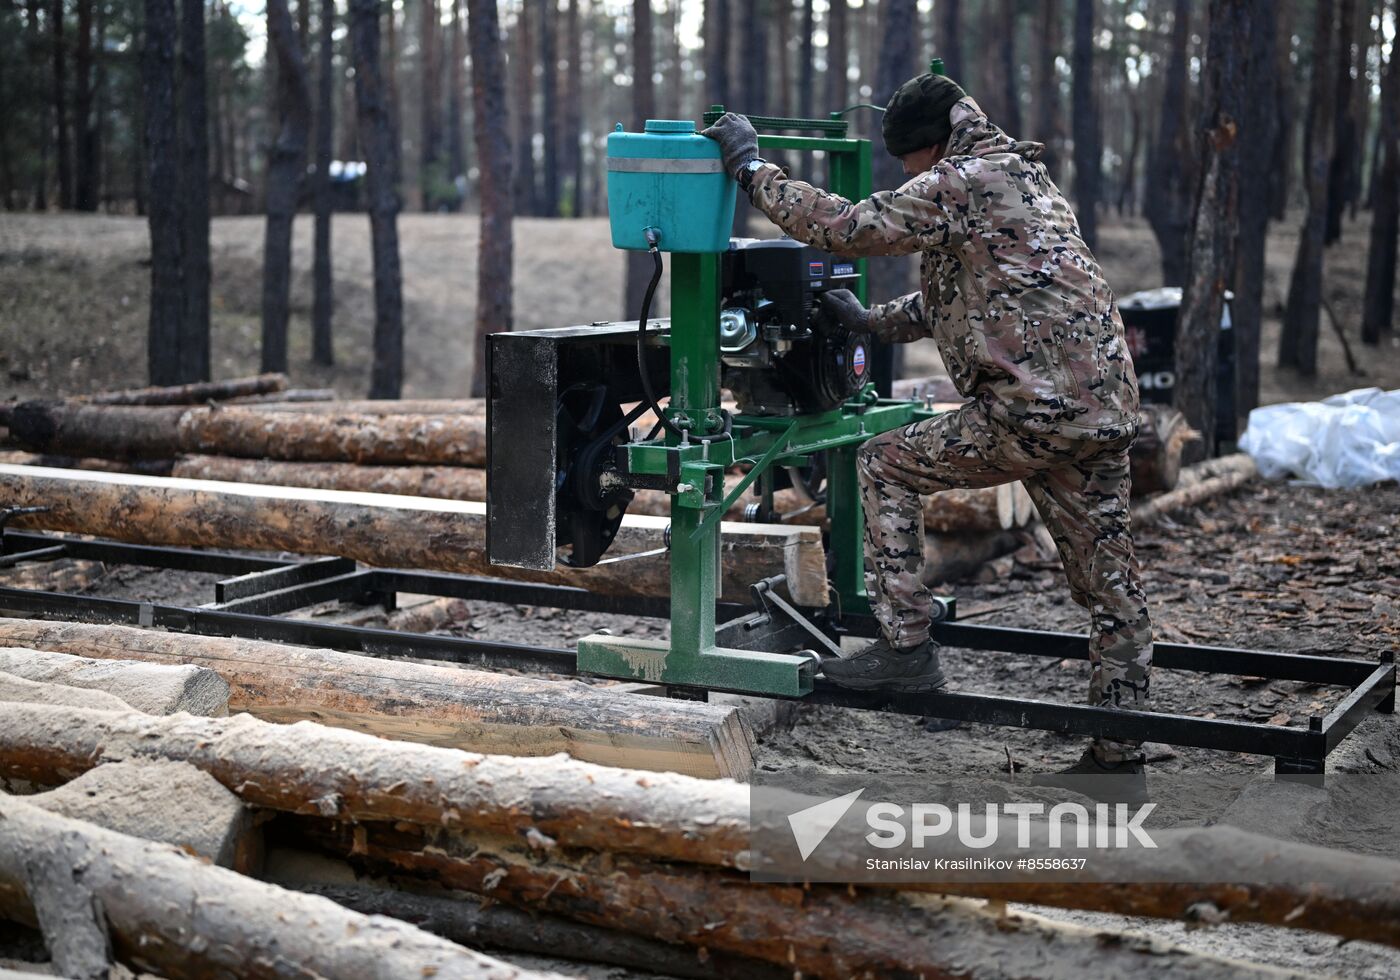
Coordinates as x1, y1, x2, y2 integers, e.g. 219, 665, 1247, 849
865, 0, 918, 333
1130, 453, 1258, 525
311, 0, 336, 365
563, 0, 582, 211
704, 0, 729, 108
1232, 3, 1277, 416
419, 0, 443, 211
1175, 0, 1251, 458
73, 0, 97, 211
622, 0, 657, 318
0, 465, 831, 605
512, 0, 537, 215
1269, 0, 1296, 218
85, 373, 289, 405
446, 0, 467, 198
53, 0, 73, 209
466, 0, 514, 396
27, 0, 50, 210
1033, 0, 1062, 174
142, 0, 184, 385
0, 796, 550, 980
540, 0, 560, 216
1070, 0, 1100, 250
179, 0, 211, 381
262, 0, 312, 376
1362, 9, 1398, 346
1144, 0, 1193, 286
826, 0, 847, 114
0, 622, 755, 779
935, 0, 960, 83
351, 0, 406, 398
1325, 0, 1359, 243
999, 0, 1022, 136
1278, 0, 1337, 377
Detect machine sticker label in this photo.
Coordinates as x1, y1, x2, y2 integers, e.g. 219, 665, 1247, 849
833, 263, 855, 276
853, 345, 866, 377
809, 261, 826, 277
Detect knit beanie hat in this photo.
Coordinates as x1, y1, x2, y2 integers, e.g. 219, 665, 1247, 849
882, 73, 967, 156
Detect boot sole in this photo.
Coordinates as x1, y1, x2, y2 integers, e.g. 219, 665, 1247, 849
823, 669, 948, 693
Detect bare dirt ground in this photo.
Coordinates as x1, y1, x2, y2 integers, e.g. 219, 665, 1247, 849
2, 209, 1397, 405
1, 211, 1399, 976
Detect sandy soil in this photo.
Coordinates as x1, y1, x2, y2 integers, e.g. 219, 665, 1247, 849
2, 210, 1397, 405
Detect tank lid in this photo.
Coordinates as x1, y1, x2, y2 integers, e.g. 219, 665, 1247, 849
643, 119, 697, 134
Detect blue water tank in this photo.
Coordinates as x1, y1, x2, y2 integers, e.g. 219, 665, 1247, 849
606, 119, 737, 253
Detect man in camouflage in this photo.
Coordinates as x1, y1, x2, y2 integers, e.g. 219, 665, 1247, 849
705, 73, 1153, 796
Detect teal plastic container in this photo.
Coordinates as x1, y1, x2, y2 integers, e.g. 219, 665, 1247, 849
606, 119, 737, 253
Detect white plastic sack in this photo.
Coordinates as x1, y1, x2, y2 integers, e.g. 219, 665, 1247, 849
1238, 387, 1400, 488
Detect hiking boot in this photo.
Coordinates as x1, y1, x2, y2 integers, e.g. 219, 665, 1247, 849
1031, 748, 1149, 806
822, 637, 946, 692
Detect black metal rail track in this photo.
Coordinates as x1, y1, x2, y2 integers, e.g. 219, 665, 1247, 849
2, 529, 1392, 776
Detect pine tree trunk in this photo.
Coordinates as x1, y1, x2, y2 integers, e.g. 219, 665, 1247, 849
865, 0, 917, 344
825, 0, 847, 114
1144, 0, 1193, 285
999, 0, 1021, 137
622, 0, 656, 319
27, 0, 50, 210
773, 0, 791, 118
53, 0, 74, 209
180, 0, 211, 381
382, 0, 401, 188
936, 0, 961, 82
1232, 3, 1277, 415
1347, 0, 1372, 219
419, 0, 441, 210
311, 0, 336, 366
446, 0, 466, 199
704, 0, 729, 107
262, 0, 311, 376
73, 0, 97, 211
1325, 0, 1358, 243
1033, 0, 1062, 174
512, 0, 537, 216
1269, 0, 1296, 218
564, 0, 582, 213
1278, 0, 1337, 376
466, 0, 514, 397
351, 0, 405, 398
143, 0, 183, 385
540, 0, 559, 216
1176, 0, 1252, 459
1070, 0, 1099, 250
1361, 13, 1398, 346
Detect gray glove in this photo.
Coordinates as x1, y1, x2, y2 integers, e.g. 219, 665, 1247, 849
701, 112, 759, 178
818, 289, 870, 333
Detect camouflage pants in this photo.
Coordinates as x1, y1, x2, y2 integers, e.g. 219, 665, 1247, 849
857, 401, 1153, 763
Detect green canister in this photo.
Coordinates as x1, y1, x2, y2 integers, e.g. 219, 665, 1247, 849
606, 119, 737, 253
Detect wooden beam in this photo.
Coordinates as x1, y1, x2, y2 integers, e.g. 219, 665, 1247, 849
0, 464, 829, 605
0, 620, 756, 779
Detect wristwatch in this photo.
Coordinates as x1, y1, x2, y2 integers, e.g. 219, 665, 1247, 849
737, 157, 768, 192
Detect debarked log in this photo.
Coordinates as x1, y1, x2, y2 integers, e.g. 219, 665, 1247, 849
0, 620, 755, 779
0, 796, 561, 980
1131, 453, 1259, 527
0, 465, 829, 605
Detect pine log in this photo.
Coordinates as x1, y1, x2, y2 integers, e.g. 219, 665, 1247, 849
0, 450, 174, 475
2, 703, 1396, 951
223, 388, 338, 404
1131, 454, 1259, 527
0, 465, 829, 605
247, 398, 486, 414
0, 647, 229, 716
0, 796, 559, 980
28, 759, 257, 871
922, 530, 1022, 584
7, 403, 188, 459
82, 373, 289, 406
176, 406, 489, 464
1130, 404, 1201, 495
295, 818, 1294, 980
0, 621, 755, 779
289, 882, 789, 980
0, 673, 134, 712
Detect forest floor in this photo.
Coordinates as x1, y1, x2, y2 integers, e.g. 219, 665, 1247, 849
2, 211, 1400, 976
2, 208, 1399, 407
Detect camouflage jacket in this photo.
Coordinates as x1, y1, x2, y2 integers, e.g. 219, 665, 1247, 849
747, 97, 1139, 438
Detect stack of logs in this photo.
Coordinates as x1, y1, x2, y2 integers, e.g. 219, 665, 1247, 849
0, 375, 1212, 590
0, 625, 1395, 979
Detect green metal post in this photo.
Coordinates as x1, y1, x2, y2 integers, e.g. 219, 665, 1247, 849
668, 251, 720, 661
